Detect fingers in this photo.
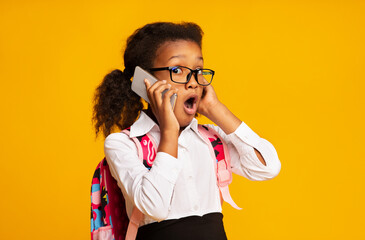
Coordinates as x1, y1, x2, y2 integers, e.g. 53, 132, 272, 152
163, 87, 178, 99
144, 79, 179, 131
145, 79, 170, 105
154, 83, 172, 106
203, 83, 214, 93
162, 88, 178, 109
145, 78, 166, 97
202, 84, 216, 99
145, 78, 178, 110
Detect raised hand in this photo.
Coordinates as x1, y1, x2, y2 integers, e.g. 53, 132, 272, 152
145, 79, 179, 157
198, 84, 241, 135
197, 84, 220, 118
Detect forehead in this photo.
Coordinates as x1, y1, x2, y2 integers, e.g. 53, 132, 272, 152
154, 40, 203, 66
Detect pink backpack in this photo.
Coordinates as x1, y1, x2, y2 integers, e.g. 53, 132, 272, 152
90, 125, 241, 240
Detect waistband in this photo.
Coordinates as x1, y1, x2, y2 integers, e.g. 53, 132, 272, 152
136, 212, 227, 240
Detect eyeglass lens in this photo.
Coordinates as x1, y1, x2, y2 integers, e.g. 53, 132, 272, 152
171, 66, 213, 85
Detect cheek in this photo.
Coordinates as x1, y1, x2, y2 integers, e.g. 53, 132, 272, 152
153, 72, 170, 81
171, 84, 185, 95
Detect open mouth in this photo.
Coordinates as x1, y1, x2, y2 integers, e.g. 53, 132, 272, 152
184, 97, 196, 109
183, 95, 198, 115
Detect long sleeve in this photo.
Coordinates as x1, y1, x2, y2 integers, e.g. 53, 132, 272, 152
104, 132, 183, 221
206, 122, 281, 181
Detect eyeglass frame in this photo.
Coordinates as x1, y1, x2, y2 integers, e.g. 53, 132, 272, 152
149, 66, 215, 86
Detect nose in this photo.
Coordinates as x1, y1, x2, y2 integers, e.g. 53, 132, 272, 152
185, 72, 198, 89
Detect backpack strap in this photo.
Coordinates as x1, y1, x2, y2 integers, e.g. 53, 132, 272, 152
122, 129, 157, 240
198, 125, 242, 210
125, 206, 144, 240
122, 129, 157, 170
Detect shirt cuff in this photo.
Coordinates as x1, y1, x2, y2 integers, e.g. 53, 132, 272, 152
150, 152, 183, 184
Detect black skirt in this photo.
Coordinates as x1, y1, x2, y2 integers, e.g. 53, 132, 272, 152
136, 212, 227, 240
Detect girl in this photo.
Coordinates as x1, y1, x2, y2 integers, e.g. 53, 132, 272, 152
93, 22, 281, 240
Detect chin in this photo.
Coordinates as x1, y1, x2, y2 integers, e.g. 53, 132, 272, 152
174, 100, 199, 128
177, 116, 195, 128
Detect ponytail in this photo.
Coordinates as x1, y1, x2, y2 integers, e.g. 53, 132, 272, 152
93, 69, 143, 138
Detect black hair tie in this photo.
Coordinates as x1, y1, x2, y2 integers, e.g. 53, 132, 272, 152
123, 67, 133, 80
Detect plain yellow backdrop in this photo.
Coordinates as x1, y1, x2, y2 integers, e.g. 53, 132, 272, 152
1, 0, 364, 239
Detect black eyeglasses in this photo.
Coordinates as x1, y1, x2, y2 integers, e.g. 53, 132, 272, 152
149, 66, 215, 86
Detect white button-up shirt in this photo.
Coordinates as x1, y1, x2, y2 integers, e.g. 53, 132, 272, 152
104, 112, 281, 226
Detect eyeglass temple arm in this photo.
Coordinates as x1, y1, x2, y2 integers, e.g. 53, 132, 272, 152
149, 67, 171, 71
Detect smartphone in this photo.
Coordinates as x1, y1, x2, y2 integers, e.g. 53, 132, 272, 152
132, 66, 177, 109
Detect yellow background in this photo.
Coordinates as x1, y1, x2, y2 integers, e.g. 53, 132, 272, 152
1, 0, 364, 239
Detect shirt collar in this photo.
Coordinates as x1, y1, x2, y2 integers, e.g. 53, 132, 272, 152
129, 111, 159, 138
185, 118, 207, 143
129, 111, 201, 139
183, 117, 199, 134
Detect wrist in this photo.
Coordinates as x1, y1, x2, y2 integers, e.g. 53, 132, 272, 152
159, 130, 178, 158
202, 100, 224, 119
207, 103, 241, 134
160, 129, 179, 140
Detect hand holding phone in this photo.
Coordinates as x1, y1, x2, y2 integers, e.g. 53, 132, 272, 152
131, 66, 177, 109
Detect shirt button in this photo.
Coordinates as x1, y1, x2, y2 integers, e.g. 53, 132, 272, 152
193, 205, 199, 211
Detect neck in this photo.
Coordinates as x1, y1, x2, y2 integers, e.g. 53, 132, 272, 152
145, 107, 158, 124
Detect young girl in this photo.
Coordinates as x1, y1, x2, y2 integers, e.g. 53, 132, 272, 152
93, 22, 281, 240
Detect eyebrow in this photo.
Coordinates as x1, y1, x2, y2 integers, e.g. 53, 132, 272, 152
168, 55, 204, 62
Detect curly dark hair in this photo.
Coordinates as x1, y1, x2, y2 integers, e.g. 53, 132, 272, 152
93, 22, 204, 138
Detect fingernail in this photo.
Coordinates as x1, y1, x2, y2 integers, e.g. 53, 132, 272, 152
162, 80, 166, 83
167, 84, 171, 88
